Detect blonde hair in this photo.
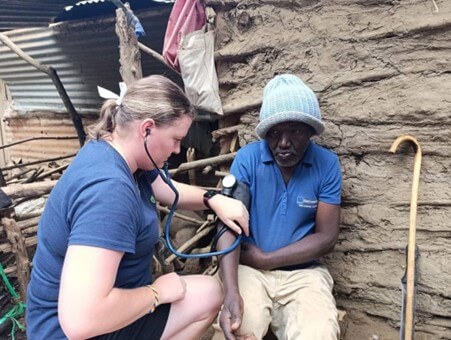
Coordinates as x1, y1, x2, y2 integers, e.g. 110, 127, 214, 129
88, 75, 195, 140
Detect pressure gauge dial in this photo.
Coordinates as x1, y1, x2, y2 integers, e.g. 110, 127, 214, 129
222, 174, 237, 197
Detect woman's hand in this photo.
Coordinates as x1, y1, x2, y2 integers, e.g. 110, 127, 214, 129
153, 272, 186, 304
208, 194, 249, 236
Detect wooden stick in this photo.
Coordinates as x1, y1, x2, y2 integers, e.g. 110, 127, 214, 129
169, 153, 236, 175
2, 215, 30, 302
390, 135, 422, 340
164, 222, 214, 265
5, 168, 34, 182
186, 148, 197, 185
0, 136, 78, 150
2, 180, 57, 199
211, 124, 244, 141
0, 154, 76, 171
214, 171, 229, 178
222, 99, 262, 116
0, 235, 37, 254
138, 42, 181, 76
34, 164, 69, 181
157, 205, 205, 225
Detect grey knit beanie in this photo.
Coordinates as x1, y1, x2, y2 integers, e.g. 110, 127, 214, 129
256, 74, 324, 138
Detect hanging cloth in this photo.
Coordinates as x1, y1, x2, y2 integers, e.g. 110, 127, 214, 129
178, 26, 223, 115
162, 0, 206, 71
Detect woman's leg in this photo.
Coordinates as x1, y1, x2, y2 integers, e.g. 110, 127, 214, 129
161, 275, 223, 340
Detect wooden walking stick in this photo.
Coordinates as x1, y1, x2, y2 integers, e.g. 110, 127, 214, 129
389, 135, 422, 340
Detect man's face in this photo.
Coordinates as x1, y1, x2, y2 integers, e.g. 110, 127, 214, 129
266, 121, 314, 168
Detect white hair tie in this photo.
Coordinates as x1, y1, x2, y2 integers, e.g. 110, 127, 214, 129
97, 82, 128, 106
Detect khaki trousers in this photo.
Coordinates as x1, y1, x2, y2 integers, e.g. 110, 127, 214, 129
213, 264, 339, 340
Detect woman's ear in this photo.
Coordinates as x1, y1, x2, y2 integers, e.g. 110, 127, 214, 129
140, 119, 155, 138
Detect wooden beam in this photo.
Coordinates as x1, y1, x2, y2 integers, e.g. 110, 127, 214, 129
2, 180, 57, 200
115, 3, 142, 86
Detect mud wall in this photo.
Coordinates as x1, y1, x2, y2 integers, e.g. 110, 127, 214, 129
206, 0, 451, 338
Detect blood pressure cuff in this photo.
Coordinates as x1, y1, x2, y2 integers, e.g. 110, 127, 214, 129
230, 180, 250, 210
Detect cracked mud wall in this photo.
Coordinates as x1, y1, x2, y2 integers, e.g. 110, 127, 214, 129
206, 0, 451, 338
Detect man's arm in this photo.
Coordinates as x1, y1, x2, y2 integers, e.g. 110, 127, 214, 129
240, 202, 340, 270
151, 176, 249, 236
216, 230, 243, 340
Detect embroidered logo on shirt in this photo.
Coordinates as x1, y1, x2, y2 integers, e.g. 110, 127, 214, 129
297, 196, 318, 208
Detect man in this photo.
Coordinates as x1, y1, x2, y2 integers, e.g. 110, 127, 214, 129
214, 74, 342, 340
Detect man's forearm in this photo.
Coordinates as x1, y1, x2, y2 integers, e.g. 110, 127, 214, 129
217, 230, 240, 293
264, 231, 337, 270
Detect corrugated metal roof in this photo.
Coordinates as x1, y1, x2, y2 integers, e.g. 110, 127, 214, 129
0, 0, 175, 32
0, 0, 75, 32
0, 6, 176, 115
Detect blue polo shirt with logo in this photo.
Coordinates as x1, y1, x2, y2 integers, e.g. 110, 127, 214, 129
230, 140, 341, 258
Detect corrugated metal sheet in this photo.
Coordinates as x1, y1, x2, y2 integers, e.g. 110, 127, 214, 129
0, 0, 75, 32
0, 0, 175, 32
3, 113, 94, 163
0, 6, 174, 115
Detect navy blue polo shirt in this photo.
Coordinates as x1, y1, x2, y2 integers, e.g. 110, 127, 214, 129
230, 140, 341, 253
26, 140, 160, 339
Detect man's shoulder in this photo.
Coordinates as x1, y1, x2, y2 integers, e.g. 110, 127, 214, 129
235, 140, 263, 159
238, 140, 262, 153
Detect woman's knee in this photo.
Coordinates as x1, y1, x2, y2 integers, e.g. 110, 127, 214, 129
204, 276, 223, 314
187, 275, 223, 319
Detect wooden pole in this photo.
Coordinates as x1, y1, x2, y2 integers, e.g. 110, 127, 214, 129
115, 3, 142, 86
0, 208, 30, 302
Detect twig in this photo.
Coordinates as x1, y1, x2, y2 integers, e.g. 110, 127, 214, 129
431, 0, 439, 12
0, 136, 78, 150
138, 42, 181, 76
0, 154, 76, 171
34, 164, 69, 181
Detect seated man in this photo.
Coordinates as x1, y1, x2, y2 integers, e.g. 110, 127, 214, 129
214, 74, 342, 340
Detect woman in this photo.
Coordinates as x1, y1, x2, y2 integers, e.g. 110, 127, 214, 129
26, 75, 249, 339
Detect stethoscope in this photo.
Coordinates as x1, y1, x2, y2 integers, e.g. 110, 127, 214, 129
143, 129, 241, 258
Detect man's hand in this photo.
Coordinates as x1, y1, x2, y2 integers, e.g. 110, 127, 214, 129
219, 291, 244, 340
240, 243, 270, 270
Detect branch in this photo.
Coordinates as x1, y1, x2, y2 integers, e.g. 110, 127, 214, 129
169, 152, 236, 175
0, 136, 78, 150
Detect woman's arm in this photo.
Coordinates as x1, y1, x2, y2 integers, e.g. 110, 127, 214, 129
152, 176, 249, 236
58, 245, 185, 339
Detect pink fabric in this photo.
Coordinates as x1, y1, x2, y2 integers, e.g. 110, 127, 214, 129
163, 0, 206, 71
